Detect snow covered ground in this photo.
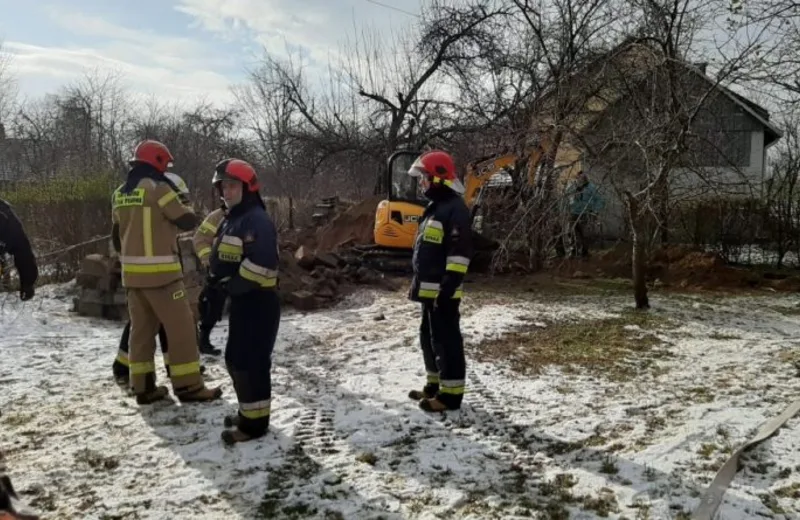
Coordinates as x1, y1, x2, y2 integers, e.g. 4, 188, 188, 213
1, 280, 799, 519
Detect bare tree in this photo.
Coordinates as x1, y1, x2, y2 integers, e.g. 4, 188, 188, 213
728, 0, 800, 105
130, 97, 247, 208
575, 0, 775, 308
763, 111, 800, 267
0, 40, 16, 124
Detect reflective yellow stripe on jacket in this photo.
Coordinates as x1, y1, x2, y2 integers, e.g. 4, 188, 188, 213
238, 258, 278, 288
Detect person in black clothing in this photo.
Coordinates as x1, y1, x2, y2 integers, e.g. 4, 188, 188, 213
406, 150, 474, 413
0, 202, 41, 520
0, 198, 38, 301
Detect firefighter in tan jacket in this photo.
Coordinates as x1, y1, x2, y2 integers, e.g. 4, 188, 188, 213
192, 205, 227, 354
111, 139, 222, 405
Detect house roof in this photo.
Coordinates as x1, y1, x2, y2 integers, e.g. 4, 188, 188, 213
532, 39, 781, 146
708, 79, 782, 146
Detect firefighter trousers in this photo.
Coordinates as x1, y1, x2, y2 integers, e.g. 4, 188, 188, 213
198, 282, 226, 332
127, 280, 203, 394
113, 321, 168, 378
419, 299, 465, 409
225, 290, 281, 436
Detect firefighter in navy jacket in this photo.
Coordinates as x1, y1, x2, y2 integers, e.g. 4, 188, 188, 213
407, 150, 473, 412
208, 158, 281, 445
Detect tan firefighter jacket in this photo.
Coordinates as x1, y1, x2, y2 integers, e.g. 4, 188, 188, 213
193, 208, 226, 267
112, 178, 199, 288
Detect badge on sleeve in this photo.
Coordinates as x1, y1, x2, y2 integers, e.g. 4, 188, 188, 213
244, 233, 255, 243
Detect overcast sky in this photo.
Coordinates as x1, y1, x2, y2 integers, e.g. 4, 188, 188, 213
0, 0, 422, 105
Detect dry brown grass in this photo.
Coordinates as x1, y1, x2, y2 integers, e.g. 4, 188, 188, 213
470, 309, 675, 381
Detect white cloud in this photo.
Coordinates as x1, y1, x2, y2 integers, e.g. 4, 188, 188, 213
3, 7, 238, 105
6, 41, 234, 105
175, 0, 421, 71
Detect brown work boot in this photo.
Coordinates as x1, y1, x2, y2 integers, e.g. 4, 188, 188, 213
175, 384, 222, 403
419, 396, 460, 413
408, 384, 438, 401
221, 428, 265, 445
223, 414, 240, 428
135, 386, 169, 405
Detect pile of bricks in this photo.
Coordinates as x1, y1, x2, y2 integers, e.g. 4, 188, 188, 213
72, 253, 127, 320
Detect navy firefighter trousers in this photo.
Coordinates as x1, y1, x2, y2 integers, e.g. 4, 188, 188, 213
225, 289, 281, 437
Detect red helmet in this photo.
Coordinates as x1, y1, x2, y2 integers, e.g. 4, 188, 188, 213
130, 140, 174, 173
212, 159, 260, 192
407, 150, 464, 194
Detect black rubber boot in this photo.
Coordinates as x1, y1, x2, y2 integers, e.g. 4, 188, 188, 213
198, 327, 222, 356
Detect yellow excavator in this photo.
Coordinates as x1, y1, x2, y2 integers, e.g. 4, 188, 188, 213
372, 141, 552, 250
348, 142, 551, 272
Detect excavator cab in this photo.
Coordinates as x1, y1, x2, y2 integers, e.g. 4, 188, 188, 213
373, 150, 425, 249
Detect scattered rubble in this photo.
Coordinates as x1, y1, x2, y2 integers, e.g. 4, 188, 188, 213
278, 244, 403, 312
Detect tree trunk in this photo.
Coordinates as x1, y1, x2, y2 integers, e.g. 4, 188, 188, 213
625, 191, 650, 310
657, 174, 669, 245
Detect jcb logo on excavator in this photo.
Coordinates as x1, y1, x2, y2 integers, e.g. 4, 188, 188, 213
404, 215, 419, 223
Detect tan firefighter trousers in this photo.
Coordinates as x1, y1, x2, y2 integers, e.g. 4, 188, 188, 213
126, 280, 203, 394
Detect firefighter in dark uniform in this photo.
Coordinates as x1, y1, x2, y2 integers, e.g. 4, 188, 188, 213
0, 198, 38, 301
208, 158, 281, 444
406, 150, 473, 412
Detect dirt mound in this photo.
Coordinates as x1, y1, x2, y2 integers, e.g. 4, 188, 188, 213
557, 244, 800, 292
316, 196, 381, 253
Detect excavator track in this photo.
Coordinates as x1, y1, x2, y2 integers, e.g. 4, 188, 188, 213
339, 234, 499, 276
341, 245, 414, 275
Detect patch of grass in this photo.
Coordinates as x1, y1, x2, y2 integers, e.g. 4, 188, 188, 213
774, 482, 800, 499
600, 455, 619, 475
645, 415, 667, 433
74, 448, 120, 471
684, 387, 716, 404
697, 443, 718, 459
708, 331, 742, 340
282, 502, 318, 518
468, 274, 632, 302
539, 473, 578, 503
2, 413, 34, 427
769, 305, 800, 316
583, 489, 619, 517
471, 309, 675, 381
355, 452, 378, 465
759, 493, 786, 515
631, 497, 652, 519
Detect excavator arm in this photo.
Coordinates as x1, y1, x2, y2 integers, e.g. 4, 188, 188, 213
463, 142, 550, 208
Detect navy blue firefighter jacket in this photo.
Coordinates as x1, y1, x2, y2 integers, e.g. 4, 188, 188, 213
209, 194, 279, 296
409, 189, 474, 302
